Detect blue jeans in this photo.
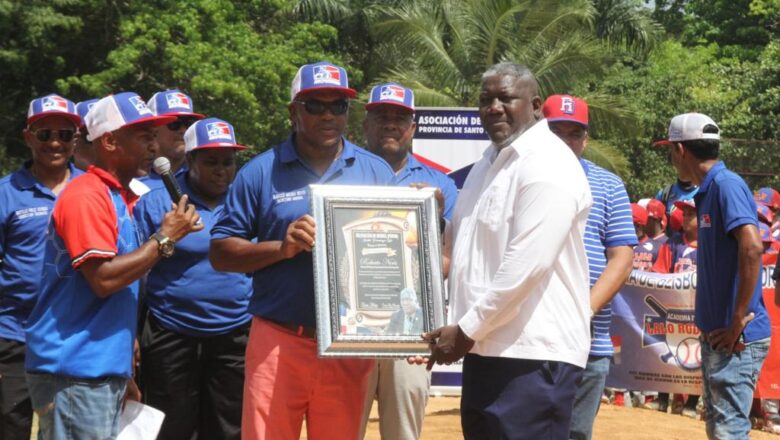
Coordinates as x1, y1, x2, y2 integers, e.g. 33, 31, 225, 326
569, 355, 610, 440
701, 337, 770, 439
26, 373, 126, 440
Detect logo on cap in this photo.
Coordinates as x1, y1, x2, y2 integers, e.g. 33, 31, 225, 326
560, 97, 575, 115
313, 65, 341, 85
166, 92, 191, 109
42, 96, 69, 112
380, 85, 406, 103
206, 122, 232, 141
129, 96, 153, 115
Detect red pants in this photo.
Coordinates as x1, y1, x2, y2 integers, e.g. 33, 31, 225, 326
241, 317, 374, 440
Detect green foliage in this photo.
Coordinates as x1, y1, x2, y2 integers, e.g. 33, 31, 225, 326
59, 0, 342, 156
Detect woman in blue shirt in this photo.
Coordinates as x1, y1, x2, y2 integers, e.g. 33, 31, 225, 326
134, 117, 251, 440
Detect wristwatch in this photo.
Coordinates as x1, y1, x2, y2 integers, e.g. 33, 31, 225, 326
151, 232, 175, 258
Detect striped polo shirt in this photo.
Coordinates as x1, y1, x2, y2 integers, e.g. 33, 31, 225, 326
581, 160, 638, 356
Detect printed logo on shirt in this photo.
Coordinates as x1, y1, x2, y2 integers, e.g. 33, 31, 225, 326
700, 213, 711, 228
14, 206, 49, 220
165, 92, 191, 110
272, 189, 306, 204
312, 65, 341, 85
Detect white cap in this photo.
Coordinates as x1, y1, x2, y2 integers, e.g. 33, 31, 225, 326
667, 113, 720, 142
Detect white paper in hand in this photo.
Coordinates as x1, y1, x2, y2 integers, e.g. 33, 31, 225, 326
117, 401, 165, 440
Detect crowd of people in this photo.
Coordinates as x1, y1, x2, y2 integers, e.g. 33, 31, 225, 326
0, 59, 777, 440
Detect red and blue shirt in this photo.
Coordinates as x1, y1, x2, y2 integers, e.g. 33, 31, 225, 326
652, 237, 698, 274
25, 166, 141, 378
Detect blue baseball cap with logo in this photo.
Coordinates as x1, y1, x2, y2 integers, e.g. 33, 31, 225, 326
147, 89, 205, 119
75, 99, 100, 128
27, 94, 81, 127
184, 117, 247, 153
366, 82, 415, 112
290, 61, 357, 101
85, 92, 177, 142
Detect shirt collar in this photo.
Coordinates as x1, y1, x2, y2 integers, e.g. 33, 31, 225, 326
13, 161, 80, 191
696, 161, 726, 194
279, 133, 357, 166
87, 165, 140, 206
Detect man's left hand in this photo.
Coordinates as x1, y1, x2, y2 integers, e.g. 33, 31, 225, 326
708, 312, 754, 354
424, 324, 475, 370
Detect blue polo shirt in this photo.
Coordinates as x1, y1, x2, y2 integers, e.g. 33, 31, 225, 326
0, 162, 82, 342
394, 154, 458, 221
138, 164, 188, 191
211, 135, 394, 327
693, 161, 770, 342
134, 173, 252, 336
580, 160, 638, 356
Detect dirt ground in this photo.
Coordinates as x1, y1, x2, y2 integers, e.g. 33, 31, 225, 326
360, 397, 779, 439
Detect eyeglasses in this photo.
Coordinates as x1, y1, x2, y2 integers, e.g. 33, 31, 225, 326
30, 129, 76, 143
166, 117, 198, 131
294, 99, 349, 115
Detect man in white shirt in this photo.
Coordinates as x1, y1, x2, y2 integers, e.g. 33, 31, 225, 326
423, 63, 593, 439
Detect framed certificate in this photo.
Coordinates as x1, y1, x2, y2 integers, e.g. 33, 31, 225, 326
310, 184, 446, 358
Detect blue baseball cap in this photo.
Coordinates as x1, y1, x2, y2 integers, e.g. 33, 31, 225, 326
183, 117, 247, 153
366, 82, 415, 112
759, 223, 774, 243
290, 61, 357, 101
75, 99, 100, 128
27, 94, 81, 127
85, 92, 177, 142
147, 89, 205, 119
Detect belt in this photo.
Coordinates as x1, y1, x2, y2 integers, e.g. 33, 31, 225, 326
264, 318, 317, 339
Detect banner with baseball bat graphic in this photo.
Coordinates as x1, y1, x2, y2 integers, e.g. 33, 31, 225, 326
607, 265, 778, 395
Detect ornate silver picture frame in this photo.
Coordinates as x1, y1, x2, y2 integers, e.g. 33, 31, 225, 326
310, 184, 446, 358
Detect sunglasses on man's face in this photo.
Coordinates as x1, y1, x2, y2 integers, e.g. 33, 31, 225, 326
30, 128, 76, 143
167, 117, 198, 131
294, 99, 349, 116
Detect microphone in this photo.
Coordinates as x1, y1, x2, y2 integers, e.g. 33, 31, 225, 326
152, 157, 184, 203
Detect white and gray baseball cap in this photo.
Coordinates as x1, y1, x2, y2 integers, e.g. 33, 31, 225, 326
655, 112, 720, 146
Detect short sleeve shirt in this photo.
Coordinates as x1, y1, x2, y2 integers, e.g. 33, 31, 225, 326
0, 162, 82, 342
580, 160, 638, 356
693, 161, 770, 342
25, 166, 141, 378
211, 135, 394, 327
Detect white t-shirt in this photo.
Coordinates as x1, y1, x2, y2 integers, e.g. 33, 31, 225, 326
446, 119, 593, 368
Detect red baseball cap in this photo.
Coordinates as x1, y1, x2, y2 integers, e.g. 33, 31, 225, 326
754, 187, 780, 211
646, 199, 666, 221
672, 199, 696, 210
631, 203, 648, 226
542, 95, 588, 128
670, 208, 684, 232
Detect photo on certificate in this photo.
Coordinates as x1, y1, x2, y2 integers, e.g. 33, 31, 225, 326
311, 184, 445, 358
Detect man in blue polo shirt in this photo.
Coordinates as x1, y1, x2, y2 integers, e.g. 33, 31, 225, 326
0, 94, 82, 440
142, 89, 206, 184
24, 92, 202, 439
659, 112, 771, 439
543, 95, 636, 440
209, 61, 394, 440
359, 82, 457, 440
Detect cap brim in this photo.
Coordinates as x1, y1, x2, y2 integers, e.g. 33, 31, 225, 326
27, 112, 81, 127
188, 143, 247, 152
294, 86, 358, 100
122, 115, 178, 130
546, 117, 588, 128
652, 139, 673, 147
158, 111, 206, 120
365, 101, 415, 113
673, 200, 695, 210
